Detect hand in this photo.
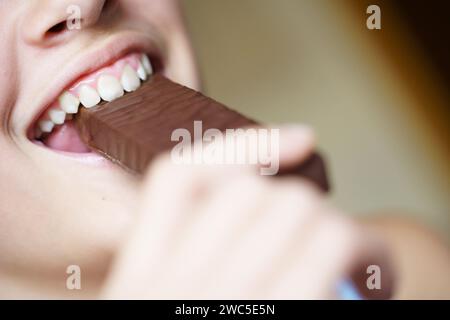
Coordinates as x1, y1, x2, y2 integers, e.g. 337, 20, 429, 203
102, 125, 393, 299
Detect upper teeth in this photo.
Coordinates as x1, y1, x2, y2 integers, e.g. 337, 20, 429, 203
37, 53, 153, 136
38, 119, 54, 133
97, 75, 124, 102
48, 108, 66, 125
136, 62, 147, 81
58, 92, 79, 114
121, 65, 140, 92
79, 85, 101, 108
141, 54, 153, 75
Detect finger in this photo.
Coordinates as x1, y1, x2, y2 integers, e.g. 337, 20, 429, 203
103, 157, 222, 298
166, 123, 315, 178
276, 125, 316, 170
158, 174, 272, 298
270, 212, 358, 299
270, 211, 393, 299
211, 180, 322, 298
103, 156, 258, 298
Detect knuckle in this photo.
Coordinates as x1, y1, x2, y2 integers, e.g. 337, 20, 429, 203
232, 173, 271, 197
322, 214, 361, 259
146, 154, 173, 177
143, 155, 199, 194
277, 179, 322, 212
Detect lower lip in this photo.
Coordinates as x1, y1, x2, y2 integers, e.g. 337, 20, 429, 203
32, 139, 113, 167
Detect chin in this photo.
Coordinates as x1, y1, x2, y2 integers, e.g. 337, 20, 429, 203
0, 146, 138, 276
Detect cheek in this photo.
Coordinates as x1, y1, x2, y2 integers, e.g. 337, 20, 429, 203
120, 0, 200, 89
121, 0, 184, 30
0, 33, 19, 130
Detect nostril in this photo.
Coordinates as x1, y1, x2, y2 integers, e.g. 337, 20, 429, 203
46, 21, 67, 36
45, 17, 85, 41
100, 0, 119, 19
39, 1, 116, 42
102, 0, 115, 13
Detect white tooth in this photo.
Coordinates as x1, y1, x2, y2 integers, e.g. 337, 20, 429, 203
35, 127, 43, 139
97, 75, 124, 102
136, 62, 147, 81
79, 85, 101, 108
38, 120, 54, 133
58, 91, 79, 114
141, 54, 153, 75
48, 108, 66, 125
120, 65, 141, 92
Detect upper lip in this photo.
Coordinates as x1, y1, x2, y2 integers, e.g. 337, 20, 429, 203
26, 31, 164, 139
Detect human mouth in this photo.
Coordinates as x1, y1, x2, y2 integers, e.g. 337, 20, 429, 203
31, 52, 155, 153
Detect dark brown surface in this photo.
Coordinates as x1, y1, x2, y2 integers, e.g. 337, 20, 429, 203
75, 74, 330, 192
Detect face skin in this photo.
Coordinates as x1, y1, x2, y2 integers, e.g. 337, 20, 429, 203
0, 0, 199, 296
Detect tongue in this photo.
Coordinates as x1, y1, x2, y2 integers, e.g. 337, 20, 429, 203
43, 121, 91, 153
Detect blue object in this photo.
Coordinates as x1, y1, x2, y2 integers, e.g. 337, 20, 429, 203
337, 279, 363, 300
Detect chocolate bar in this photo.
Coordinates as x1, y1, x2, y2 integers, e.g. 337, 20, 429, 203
75, 74, 330, 192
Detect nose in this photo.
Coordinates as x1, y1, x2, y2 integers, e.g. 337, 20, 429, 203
22, 0, 111, 46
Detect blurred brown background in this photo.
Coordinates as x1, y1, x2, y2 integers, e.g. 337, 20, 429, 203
182, 0, 449, 240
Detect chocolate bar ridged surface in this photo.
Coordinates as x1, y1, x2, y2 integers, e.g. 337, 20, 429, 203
75, 74, 329, 192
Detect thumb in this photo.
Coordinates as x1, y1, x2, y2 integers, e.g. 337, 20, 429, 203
276, 124, 316, 170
